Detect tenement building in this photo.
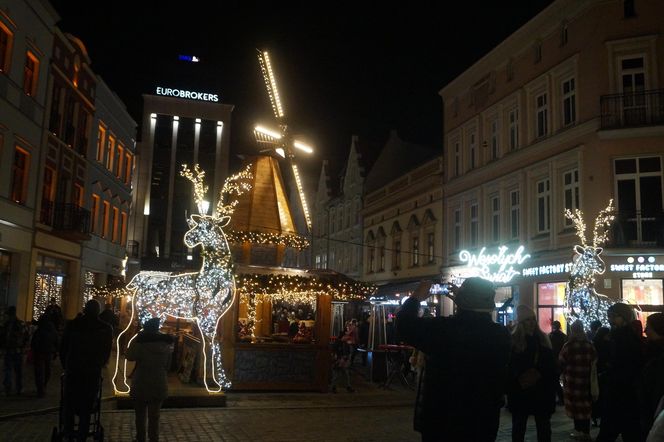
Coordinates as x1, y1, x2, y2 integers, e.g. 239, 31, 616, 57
440, 0, 664, 329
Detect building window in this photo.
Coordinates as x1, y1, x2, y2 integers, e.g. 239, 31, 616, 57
42, 167, 55, 204
393, 238, 401, 270
125, 153, 132, 184
368, 246, 375, 273
534, 41, 542, 63
337, 206, 343, 231
562, 78, 576, 126
411, 236, 420, 266
315, 255, 321, 269
49, 85, 62, 134
96, 125, 106, 162
615, 156, 663, 243
454, 141, 460, 177
23, 51, 39, 96
102, 201, 110, 239
536, 93, 548, 138
563, 169, 580, 226
621, 57, 646, 125
560, 23, 568, 46
0, 22, 13, 73
470, 203, 479, 247
115, 145, 124, 178
510, 190, 520, 240
537, 282, 567, 333
427, 232, 435, 264
469, 131, 477, 169
91, 194, 100, 234
111, 207, 120, 242
10, 147, 30, 204
537, 178, 551, 233
490, 120, 500, 160
491, 196, 500, 242
121, 211, 129, 245
506, 58, 514, 82
509, 108, 519, 151
454, 209, 461, 250
73, 183, 83, 207
624, 0, 636, 18
379, 245, 385, 271
622, 279, 663, 323
106, 135, 115, 171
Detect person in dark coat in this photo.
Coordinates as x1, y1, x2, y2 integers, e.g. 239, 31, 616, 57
508, 305, 557, 442
99, 303, 120, 337
30, 314, 59, 397
1, 306, 29, 396
60, 299, 113, 442
640, 313, 664, 437
44, 297, 64, 332
126, 317, 174, 442
396, 277, 511, 442
596, 302, 644, 442
591, 325, 611, 427
548, 320, 567, 405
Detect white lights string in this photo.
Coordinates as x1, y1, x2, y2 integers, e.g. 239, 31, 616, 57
113, 164, 252, 394
564, 200, 615, 329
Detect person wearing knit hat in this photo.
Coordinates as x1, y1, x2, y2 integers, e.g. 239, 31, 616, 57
596, 302, 644, 441
395, 279, 511, 441
508, 304, 557, 442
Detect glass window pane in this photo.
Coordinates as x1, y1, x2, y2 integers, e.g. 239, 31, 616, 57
615, 159, 636, 174
640, 176, 663, 216
622, 279, 664, 305
639, 157, 661, 173
538, 308, 553, 333
617, 179, 637, 212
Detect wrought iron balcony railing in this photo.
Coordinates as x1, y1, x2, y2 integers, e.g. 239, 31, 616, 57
40, 201, 91, 239
600, 89, 664, 129
607, 210, 664, 247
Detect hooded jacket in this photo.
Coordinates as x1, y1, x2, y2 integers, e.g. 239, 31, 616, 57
126, 331, 174, 401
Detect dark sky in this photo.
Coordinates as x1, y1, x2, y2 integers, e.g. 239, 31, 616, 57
49, 1, 554, 184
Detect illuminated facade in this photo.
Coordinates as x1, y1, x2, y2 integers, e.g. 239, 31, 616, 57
0, 0, 58, 319
128, 93, 233, 275
361, 132, 443, 312
440, 0, 664, 329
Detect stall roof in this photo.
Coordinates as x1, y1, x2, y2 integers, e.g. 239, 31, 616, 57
374, 280, 422, 298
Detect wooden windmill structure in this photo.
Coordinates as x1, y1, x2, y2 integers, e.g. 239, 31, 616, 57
253, 49, 314, 233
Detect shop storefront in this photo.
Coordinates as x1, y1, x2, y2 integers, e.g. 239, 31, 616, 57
33, 254, 69, 319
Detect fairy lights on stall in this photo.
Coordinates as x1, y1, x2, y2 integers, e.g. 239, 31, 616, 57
225, 230, 310, 250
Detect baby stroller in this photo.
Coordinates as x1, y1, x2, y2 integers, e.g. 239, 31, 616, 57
51, 373, 104, 441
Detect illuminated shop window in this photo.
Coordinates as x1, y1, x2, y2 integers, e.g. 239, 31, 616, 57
537, 281, 567, 333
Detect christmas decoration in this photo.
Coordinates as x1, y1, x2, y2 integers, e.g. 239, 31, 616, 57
225, 230, 310, 250
113, 164, 252, 394
564, 200, 615, 329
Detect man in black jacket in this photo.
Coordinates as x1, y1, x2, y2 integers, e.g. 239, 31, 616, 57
396, 277, 511, 442
60, 299, 113, 441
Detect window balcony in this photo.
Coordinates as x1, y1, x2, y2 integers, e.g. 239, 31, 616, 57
608, 210, 664, 247
600, 89, 664, 130
40, 201, 91, 241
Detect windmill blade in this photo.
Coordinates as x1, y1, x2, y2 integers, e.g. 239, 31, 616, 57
257, 50, 285, 120
290, 161, 312, 231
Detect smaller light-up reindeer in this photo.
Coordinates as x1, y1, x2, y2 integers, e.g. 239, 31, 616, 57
113, 164, 252, 393
564, 200, 615, 328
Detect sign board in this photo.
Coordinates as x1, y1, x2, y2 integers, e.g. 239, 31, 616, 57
156, 86, 219, 102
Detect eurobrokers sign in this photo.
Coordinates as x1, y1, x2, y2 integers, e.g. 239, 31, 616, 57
155, 86, 219, 102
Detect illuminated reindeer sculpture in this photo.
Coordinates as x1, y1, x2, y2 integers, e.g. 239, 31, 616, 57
113, 164, 252, 393
564, 200, 615, 328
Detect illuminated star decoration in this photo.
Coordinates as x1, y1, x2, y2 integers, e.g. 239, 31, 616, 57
112, 164, 253, 394
564, 200, 616, 329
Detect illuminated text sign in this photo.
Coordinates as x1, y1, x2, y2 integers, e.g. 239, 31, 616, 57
156, 87, 219, 102
522, 262, 573, 277
459, 245, 531, 283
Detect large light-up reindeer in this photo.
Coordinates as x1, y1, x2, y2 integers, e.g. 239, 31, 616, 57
564, 200, 615, 328
113, 164, 252, 393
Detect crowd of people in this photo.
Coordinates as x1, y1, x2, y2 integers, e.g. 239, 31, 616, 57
397, 278, 664, 442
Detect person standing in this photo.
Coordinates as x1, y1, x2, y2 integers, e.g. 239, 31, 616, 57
60, 299, 113, 442
559, 320, 597, 441
30, 314, 59, 397
99, 303, 120, 337
591, 326, 611, 428
639, 313, 664, 437
396, 278, 511, 442
596, 302, 644, 442
126, 317, 174, 442
1, 306, 29, 396
549, 320, 568, 405
507, 305, 557, 442
44, 297, 64, 332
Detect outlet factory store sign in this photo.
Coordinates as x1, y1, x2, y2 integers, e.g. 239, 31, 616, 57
156, 86, 219, 102
458, 245, 531, 283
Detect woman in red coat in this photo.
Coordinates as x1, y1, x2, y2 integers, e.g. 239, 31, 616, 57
559, 320, 597, 441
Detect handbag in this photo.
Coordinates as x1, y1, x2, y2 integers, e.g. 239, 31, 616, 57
590, 359, 599, 401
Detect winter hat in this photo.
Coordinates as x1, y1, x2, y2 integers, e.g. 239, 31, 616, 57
607, 302, 635, 323
143, 317, 161, 333
454, 277, 496, 312
646, 313, 664, 336
516, 305, 536, 322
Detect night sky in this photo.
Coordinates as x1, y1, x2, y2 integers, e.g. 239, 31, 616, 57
49, 1, 554, 184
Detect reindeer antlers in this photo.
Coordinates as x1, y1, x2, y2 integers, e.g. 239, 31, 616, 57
592, 199, 615, 248
216, 165, 253, 216
564, 199, 616, 248
181, 164, 209, 214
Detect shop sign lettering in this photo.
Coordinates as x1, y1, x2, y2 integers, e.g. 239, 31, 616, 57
522, 262, 573, 277
458, 245, 531, 283
156, 86, 219, 102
